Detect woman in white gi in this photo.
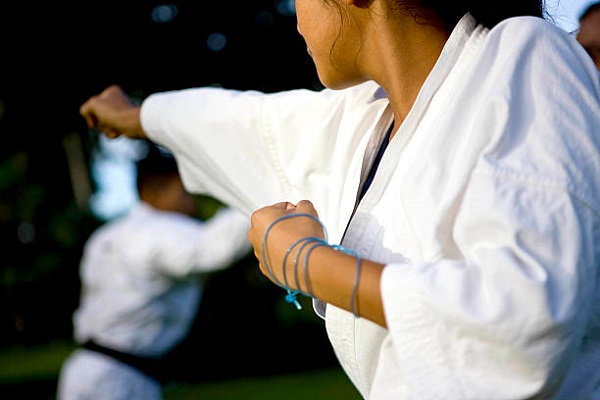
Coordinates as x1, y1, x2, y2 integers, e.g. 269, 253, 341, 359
79, 0, 600, 398
57, 145, 251, 400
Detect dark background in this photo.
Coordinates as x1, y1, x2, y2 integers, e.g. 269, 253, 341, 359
0, 0, 333, 385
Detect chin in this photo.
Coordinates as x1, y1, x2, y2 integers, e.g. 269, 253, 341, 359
315, 64, 366, 90
319, 76, 367, 90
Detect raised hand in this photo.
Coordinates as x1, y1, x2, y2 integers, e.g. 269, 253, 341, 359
80, 85, 146, 140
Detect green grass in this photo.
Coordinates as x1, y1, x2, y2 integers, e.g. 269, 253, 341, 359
0, 340, 76, 384
163, 368, 362, 400
0, 340, 362, 399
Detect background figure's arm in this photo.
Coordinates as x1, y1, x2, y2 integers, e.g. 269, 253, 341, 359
150, 208, 251, 278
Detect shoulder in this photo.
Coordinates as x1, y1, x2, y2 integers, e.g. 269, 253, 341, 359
483, 16, 593, 69
488, 16, 568, 44
493, 15, 561, 32
462, 19, 600, 209
467, 16, 600, 95
135, 204, 203, 231
96, 204, 199, 237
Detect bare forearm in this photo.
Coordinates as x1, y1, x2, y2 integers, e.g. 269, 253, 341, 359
249, 201, 387, 327
296, 245, 387, 327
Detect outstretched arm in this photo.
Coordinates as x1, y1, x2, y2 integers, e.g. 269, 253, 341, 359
80, 85, 147, 140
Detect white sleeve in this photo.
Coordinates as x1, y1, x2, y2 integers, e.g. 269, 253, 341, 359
380, 18, 600, 397
382, 176, 598, 396
148, 208, 251, 278
140, 86, 352, 216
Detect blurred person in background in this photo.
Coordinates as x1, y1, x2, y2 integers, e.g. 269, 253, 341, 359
577, 1, 600, 70
57, 143, 251, 400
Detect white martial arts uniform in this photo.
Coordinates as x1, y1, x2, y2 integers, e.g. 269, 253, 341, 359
140, 14, 600, 400
57, 203, 250, 400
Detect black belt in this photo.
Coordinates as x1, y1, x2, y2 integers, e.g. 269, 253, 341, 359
82, 340, 168, 383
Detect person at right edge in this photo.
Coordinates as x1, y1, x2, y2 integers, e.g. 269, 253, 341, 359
577, 1, 600, 70
79, 0, 600, 398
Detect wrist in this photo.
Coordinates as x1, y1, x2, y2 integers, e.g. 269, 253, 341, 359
125, 107, 146, 140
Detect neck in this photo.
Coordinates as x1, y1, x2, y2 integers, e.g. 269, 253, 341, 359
357, 7, 450, 139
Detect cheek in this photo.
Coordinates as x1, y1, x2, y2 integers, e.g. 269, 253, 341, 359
297, 13, 316, 41
295, 1, 307, 34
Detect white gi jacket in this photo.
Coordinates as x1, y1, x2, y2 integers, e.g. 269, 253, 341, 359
58, 203, 250, 400
140, 14, 600, 400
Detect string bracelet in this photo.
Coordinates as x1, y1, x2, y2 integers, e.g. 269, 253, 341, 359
261, 213, 328, 310
282, 236, 327, 309
332, 244, 362, 318
282, 236, 326, 292
261, 212, 362, 317
290, 237, 329, 295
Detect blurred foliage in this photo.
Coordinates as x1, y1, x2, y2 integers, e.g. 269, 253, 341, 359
0, 1, 328, 375
0, 152, 44, 224
0, 137, 101, 346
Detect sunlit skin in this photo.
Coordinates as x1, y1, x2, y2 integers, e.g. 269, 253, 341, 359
295, 0, 362, 89
577, 6, 600, 70
79, 0, 452, 328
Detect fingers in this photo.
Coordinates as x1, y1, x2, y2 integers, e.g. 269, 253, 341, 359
79, 100, 97, 129
270, 201, 296, 211
105, 129, 121, 139
251, 202, 293, 221
249, 201, 315, 229
79, 85, 132, 139
104, 84, 123, 96
248, 200, 325, 288
248, 201, 295, 247
295, 200, 318, 217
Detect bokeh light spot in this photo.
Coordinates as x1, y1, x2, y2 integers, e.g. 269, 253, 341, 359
151, 4, 179, 24
17, 222, 35, 244
255, 10, 275, 28
207, 32, 227, 52
275, 0, 295, 16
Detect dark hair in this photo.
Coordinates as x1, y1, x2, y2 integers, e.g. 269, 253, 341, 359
579, 1, 600, 21
135, 143, 179, 194
418, 1, 546, 29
